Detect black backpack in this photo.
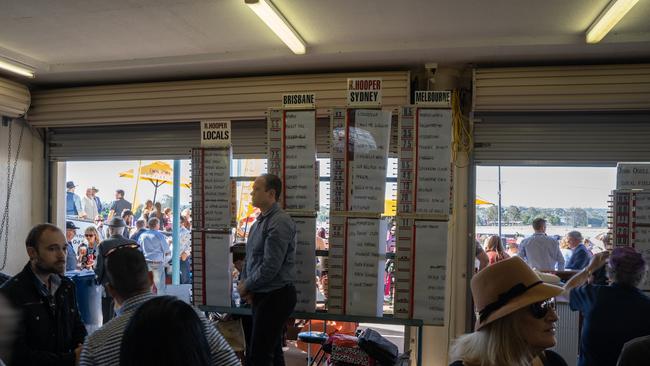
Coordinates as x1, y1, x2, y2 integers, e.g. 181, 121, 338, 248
358, 328, 398, 366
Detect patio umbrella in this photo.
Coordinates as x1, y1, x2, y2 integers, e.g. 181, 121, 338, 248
119, 161, 191, 203
475, 197, 494, 205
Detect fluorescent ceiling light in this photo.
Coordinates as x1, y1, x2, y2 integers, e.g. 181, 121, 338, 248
586, 0, 639, 44
0, 57, 35, 78
245, 0, 306, 54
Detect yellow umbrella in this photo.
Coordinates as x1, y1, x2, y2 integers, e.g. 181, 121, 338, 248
119, 161, 191, 203
475, 197, 494, 205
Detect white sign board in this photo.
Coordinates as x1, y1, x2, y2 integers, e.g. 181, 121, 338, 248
203, 232, 232, 307
201, 150, 232, 229
415, 108, 452, 215
283, 110, 317, 210
617, 163, 650, 189
348, 109, 391, 212
282, 93, 316, 109
201, 120, 231, 147
293, 217, 317, 311
414, 91, 451, 107
345, 218, 386, 317
347, 78, 382, 107
412, 221, 448, 325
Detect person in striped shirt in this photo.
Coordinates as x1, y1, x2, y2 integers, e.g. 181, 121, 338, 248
79, 244, 239, 366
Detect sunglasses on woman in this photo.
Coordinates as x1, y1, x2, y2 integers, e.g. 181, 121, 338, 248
529, 298, 556, 319
84, 234, 95, 238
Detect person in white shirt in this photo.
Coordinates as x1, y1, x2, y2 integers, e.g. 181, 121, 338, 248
518, 218, 565, 271
82, 187, 99, 220
179, 215, 192, 284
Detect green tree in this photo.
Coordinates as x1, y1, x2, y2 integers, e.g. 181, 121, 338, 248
486, 205, 499, 224
505, 206, 521, 223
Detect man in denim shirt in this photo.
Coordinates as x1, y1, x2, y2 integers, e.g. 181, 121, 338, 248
238, 174, 296, 366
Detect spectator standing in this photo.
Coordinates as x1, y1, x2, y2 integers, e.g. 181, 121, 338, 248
108, 189, 131, 220
95, 217, 138, 324
179, 215, 192, 284
559, 237, 572, 264
138, 217, 170, 294
519, 218, 565, 271
152, 202, 165, 230
121, 210, 135, 238
565, 231, 592, 270
91, 186, 103, 213
94, 215, 106, 240
484, 235, 510, 265
79, 246, 238, 366
80, 226, 100, 270
65, 181, 83, 218
129, 219, 147, 244
238, 174, 297, 366
163, 207, 173, 231
564, 248, 650, 366
82, 187, 99, 221
0, 224, 87, 366
475, 240, 489, 271
140, 200, 154, 221
65, 221, 79, 272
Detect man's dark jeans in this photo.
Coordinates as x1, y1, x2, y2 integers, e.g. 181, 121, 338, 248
247, 284, 296, 366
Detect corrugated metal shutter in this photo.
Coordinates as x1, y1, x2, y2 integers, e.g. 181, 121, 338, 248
29, 71, 410, 128
0, 76, 30, 118
48, 120, 266, 161
473, 111, 650, 165
474, 64, 650, 111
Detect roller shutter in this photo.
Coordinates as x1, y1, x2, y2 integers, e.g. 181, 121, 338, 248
29, 71, 410, 128
0, 76, 30, 118
473, 64, 650, 165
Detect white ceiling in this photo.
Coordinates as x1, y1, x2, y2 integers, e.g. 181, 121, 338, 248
1, 0, 649, 86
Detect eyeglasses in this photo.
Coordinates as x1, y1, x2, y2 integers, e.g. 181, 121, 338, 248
105, 243, 140, 258
529, 298, 556, 319
84, 234, 95, 238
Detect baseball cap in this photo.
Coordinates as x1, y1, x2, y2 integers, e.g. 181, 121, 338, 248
66, 181, 76, 189
66, 221, 80, 230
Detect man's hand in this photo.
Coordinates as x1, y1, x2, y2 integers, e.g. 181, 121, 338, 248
74, 344, 83, 365
237, 282, 254, 304
588, 251, 610, 273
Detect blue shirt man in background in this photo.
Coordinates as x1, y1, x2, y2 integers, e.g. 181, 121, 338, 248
239, 173, 296, 366
138, 217, 170, 295
519, 217, 565, 271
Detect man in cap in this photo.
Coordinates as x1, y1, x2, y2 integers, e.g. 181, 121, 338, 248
565, 230, 592, 270
95, 217, 138, 323
65, 221, 80, 272
0, 224, 87, 366
65, 181, 84, 218
564, 247, 650, 366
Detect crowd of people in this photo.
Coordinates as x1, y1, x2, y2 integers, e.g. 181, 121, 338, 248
463, 217, 650, 366
0, 173, 300, 366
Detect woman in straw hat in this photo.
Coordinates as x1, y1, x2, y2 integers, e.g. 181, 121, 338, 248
449, 256, 567, 366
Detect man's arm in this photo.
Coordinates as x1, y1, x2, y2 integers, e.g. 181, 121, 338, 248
8, 313, 77, 366
78, 342, 96, 366
518, 240, 527, 261
562, 251, 609, 297
243, 219, 293, 293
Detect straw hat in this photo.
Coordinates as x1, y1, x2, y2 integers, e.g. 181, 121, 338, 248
471, 256, 563, 330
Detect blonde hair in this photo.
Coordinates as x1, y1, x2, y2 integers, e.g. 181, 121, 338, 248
449, 309, 537, 366
85, 226, 101, 245
559, 237, 570, 250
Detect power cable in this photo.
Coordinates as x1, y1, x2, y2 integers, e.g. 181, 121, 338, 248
0, 119, 25, 271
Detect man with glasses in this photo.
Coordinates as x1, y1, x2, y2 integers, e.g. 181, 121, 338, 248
95, 217, 138, 324
0, 224, 87, 366
79, 244, 239, 366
